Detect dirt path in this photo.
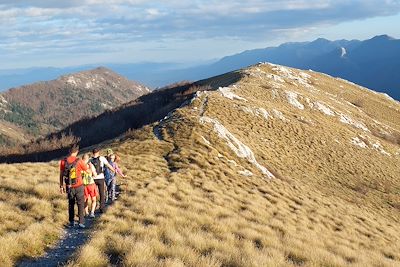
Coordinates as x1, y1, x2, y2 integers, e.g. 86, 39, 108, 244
18, 215, 96, 267
153, 124, 164, 141
198, 94, 209, 116
18, 188, 121, 267
153, 93, 209, 142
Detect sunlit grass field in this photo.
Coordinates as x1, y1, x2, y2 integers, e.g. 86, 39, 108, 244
70, 65, 400, 266
0, 162, 66, 266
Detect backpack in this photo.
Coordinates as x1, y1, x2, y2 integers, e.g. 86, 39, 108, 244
63, 158, 79, 186
91, 157, 104, 175
82, 170, 94, 186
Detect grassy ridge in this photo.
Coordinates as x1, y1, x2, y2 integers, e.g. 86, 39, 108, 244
67, 63, 400, 266
67, 115, 400, 266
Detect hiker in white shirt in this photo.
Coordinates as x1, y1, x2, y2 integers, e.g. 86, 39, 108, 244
90, 147, 115, 213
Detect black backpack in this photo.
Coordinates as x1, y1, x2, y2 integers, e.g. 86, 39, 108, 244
91, 157, 104, 175
63, 158, 79, 186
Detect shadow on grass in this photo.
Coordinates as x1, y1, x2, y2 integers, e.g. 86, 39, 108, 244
1, 71, 242, 164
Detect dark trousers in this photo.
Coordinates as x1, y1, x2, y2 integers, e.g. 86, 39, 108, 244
68, 185, 85, 224
95, 179, 106, 212
107, 178, 116, 202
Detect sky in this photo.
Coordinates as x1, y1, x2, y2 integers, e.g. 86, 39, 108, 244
0, 0, 400, 69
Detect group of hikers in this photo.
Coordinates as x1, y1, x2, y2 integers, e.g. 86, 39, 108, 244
59, 145, 126, 228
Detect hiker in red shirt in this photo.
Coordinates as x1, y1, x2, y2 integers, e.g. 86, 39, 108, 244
59, 145, 90, 228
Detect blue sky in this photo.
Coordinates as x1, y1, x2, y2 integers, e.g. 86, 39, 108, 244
0, 0, 399, 69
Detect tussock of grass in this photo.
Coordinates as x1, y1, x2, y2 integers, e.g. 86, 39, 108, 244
0, 162, 67, 266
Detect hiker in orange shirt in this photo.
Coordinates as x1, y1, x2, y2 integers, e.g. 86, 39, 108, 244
59, 145, 89, 228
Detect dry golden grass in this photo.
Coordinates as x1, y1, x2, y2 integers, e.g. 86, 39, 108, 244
0, 161, 67, 266
2, 64, 400, 267
67, 64, 400, 266
67, 128, 400, 266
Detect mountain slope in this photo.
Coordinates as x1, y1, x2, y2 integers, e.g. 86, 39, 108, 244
0, 119, 27, 145
0, 67, 150, 144
2, 63, 398, 265
64, 63, 400, 266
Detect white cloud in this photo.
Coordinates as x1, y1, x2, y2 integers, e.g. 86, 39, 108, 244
0, 0, 399, 67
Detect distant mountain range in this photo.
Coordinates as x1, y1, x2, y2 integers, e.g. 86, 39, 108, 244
0, 63, 181, 92
0, 67, 149, 146
0, 35, 399, 100
171, 35, 399, 100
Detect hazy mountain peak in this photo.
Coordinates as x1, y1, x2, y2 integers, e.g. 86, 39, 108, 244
310, 37, 331, 44
369, 34, 395, 41
59, 67, 122, 87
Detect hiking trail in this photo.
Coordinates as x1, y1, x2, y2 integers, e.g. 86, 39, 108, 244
153, 123, 164, 141
18, 188, 121, 267
18, 217, 95, 267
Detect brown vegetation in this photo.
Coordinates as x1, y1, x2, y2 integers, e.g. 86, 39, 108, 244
0, 67, 149, 140
156, 80, 193, 90
0, 133, 80, 156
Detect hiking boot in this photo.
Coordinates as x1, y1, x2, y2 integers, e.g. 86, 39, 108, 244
89, 212, 95, 218
78, 223, 86, 229
68, 221, 76, 228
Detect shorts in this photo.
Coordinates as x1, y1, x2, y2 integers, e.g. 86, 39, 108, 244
84, 184, 97, 200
